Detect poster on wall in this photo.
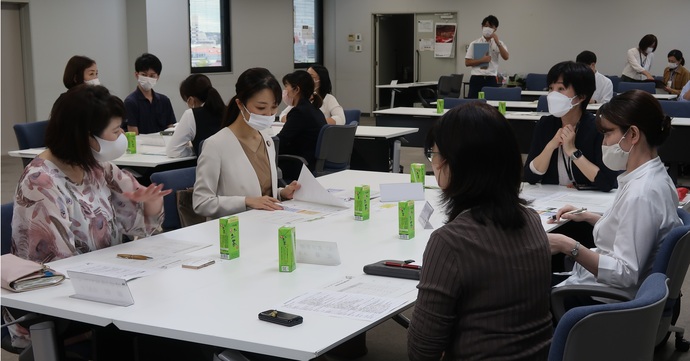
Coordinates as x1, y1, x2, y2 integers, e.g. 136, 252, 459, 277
419, 38, 433, 51
434, 23, 456, 58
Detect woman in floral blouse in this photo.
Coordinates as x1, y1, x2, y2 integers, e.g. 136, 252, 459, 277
11, 84, 170, 263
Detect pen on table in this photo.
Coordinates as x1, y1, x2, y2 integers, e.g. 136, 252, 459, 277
117, 254, 152, 260
384, 261, 421, 270
549, 208, 587, 220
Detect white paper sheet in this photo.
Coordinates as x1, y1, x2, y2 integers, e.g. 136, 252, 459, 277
64, 262, 158, 281
379, 183, 425, 202
280, 290, 407, 322
293, 164, 348, 208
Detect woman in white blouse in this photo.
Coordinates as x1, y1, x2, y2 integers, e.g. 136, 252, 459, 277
621, 34, 657, 82
549, 90, 681, 306
279, 65, 345, 125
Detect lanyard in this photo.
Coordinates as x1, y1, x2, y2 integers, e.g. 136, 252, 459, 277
560, 145, 575, 183
639, 52, 647, 68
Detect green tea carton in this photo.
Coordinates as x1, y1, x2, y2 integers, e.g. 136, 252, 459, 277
398, 200, 415, 239
410, 163, 425, 185
354, 185, 370, 221
278, 226, 296, 272
219, 216, 240, 260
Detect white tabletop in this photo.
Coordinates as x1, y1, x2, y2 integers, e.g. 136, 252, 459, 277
1, 171, 616, 359
519, 90, 677, 100
7, 135, 195, 168
270, 123, 419, 139
376, 81, 438, 89
672, 117, 690, 126
373, 107, 446, 117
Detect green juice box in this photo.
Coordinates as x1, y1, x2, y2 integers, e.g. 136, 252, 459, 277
478, 91, 485, 99
125, 132, 137, 154
410, 163, 425, 185
436, 98, 444, 114
278, 226, 296, 272
354, 185, 370, 221
219, 216, 240, 260
398, 200, 415, 240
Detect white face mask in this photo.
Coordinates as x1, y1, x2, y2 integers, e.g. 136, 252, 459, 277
84, 78, 101, 86
92, 133, 127, 162
601, 130, 633, 171
646, 47, 654, 55
482, 27, 494, 38
282, 89, 294, 106
137, 75, 157, 91
668, 62, 679, 69
241, 105, 275, 131
547, 91, 580, 118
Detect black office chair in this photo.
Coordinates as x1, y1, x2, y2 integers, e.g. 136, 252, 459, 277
13, 120, 49, 167
549, 273, 669, 361
659, 100, 690, 117
417, 87, 438, 108
525, 73, 548, 91
313, 122, 358, 177
606, 75, 621, 93
618, 81, 656, 94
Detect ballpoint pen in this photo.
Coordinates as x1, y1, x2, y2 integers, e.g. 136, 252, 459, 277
384, 261, 422, 270
117, 254, 152, 260
549, 208, 587, 221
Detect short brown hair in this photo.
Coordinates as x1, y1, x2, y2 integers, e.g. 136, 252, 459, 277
62, 55, 96, 89
46, 85, 125, 170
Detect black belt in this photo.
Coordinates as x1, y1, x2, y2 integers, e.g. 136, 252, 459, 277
473, 75, 496, 79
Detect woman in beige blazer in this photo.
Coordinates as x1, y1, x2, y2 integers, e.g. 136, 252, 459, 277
193, 68, 300, 218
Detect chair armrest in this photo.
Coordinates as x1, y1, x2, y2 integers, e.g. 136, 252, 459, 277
551, 285, 632, 322
277, 155, 308, 184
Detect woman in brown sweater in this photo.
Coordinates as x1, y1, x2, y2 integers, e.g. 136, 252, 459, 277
408, 103, 553, 360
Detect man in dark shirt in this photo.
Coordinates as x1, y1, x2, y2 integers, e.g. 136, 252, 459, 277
124, 53, 176, 134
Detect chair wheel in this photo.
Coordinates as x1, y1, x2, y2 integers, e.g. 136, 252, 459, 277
675, 337, 690, 352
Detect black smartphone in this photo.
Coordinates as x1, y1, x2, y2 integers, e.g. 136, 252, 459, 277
258, 309, 303, 327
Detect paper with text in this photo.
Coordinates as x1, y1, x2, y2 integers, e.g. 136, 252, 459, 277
293, 164, 348, 208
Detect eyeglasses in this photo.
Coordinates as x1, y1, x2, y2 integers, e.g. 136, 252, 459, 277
424, 148, 440, 162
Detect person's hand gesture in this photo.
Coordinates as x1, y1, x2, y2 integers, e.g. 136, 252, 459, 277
280, 181, 301, 200
123, 183, 172, 203
246, 196, 283, 211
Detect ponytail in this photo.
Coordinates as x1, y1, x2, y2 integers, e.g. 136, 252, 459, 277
203, 87, 225, 118
311, 92, 323, 109
222, 96, 241, 128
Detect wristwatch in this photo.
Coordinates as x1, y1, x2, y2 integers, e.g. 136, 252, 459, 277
569, 149, 583, 162
570, 241, 580, 258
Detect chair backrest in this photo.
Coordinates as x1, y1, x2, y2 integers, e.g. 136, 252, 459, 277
548, 273, 669, 361
1, 203, 13, 255
618, 81, 656, 94
606, 75, 621, 93
536, 95, 548, 112
437, 75, 455, 98
417, 87, 437, 108
14, 120, 49, 167
481, 86, 521, 101
443, 98, 486, 109
314, 122, 358, 177
526, 73, 548, 91
650, 208, 690, 344
149, 167, 197, 231
343, 109, 361, 125
449, 74, 464, 97
658, 100, 690, 117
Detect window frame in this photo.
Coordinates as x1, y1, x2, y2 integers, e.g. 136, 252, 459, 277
189, 0, 232, 74
293, 0, 323, 69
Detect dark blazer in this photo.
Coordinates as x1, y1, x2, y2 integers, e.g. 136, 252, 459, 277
524, 112, 618, 192
277, 97, 327, 170
191, 107, 222, 156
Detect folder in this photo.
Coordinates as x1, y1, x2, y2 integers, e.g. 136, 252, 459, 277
473, 42, 490, 68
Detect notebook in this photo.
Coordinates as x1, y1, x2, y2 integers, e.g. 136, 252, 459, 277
473, 42, 490, 68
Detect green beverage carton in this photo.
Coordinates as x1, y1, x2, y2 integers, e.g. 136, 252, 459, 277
410, 163, 425, 186
478, 91, 485, 99
219, 216, 240, 260
436, 98, 444, 114
278, 226, 296, 272
398, 200, 415, 240
354, 185, 370, 221
125, 132, 137, 154
498, 101, 507, 115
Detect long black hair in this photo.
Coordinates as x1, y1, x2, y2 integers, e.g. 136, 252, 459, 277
179, 74, 225, 119
425, 102, 527, 229
222, 68, 282, 127
309, 65, 332, 99
283, 70, 323, 109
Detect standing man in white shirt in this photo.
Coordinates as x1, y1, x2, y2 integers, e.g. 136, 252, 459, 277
465, 15, 509, 99
576, 50, 614, 103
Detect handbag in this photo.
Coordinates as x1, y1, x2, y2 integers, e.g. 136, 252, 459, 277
176, 188, 206, 228
1, 254, 65, 292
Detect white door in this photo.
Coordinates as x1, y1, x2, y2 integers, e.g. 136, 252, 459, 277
1, 3, 28, 153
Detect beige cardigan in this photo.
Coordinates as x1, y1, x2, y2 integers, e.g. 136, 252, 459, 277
193, 127, 279, 218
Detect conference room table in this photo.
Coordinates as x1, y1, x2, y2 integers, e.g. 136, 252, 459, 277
1, 170, 617, 360
521, 90, 677, 101
270, 123, 419, 173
